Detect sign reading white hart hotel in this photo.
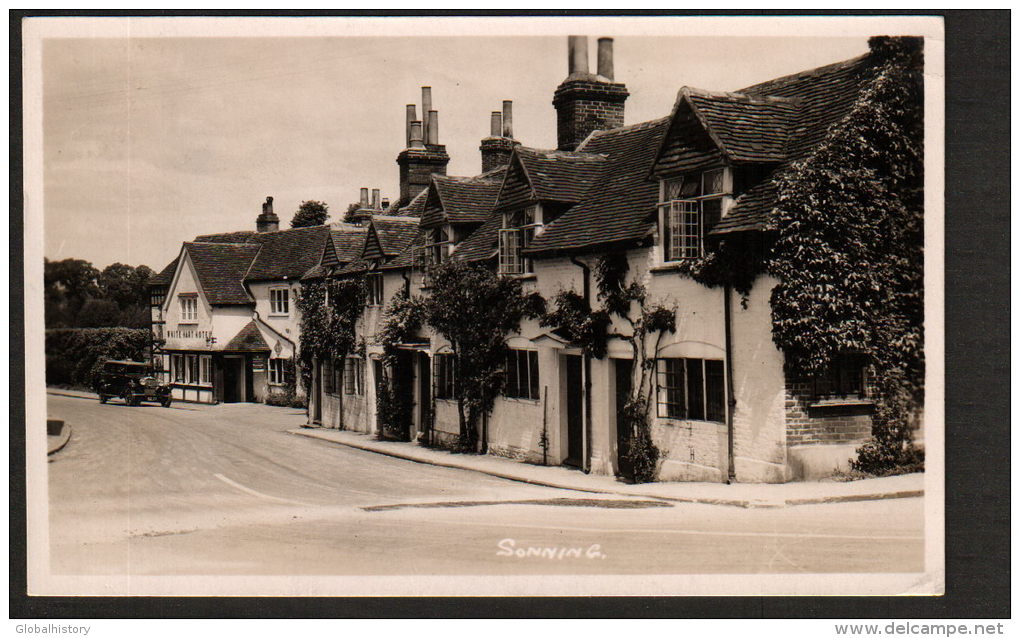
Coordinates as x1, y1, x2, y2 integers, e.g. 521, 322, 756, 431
25, 16, 944, 597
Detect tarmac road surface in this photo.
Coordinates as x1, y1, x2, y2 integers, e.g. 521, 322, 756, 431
46, 392, 925, 579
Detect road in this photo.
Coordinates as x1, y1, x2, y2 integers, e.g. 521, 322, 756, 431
46, 392, 925, 577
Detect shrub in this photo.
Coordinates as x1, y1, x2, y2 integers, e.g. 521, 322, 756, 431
265, 387, 307, 409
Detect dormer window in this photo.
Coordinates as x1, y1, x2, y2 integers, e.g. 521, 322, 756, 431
413, 226, 452, 287
659, 168, 730, 261
498, 204, 542, 275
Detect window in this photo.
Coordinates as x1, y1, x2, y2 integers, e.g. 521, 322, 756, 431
414, 227, 452, 286
813, 354, 869, 400
151, 289, 165, 307
503, 348, 539, 400
434, 353, 456, 400
179, 296, 198, 322
498, 205, 541, 275
269, 358, 287, 385
270, 288, 290, 316
187, 354, 200, 385
344, 357, 365, 395
366, 271, 384, 306
660, 168, 729, 261
172, 354, 184, 382
656, 357, 726, 422
199, 355, 212, 385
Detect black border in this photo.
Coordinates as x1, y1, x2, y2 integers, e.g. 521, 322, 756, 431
10, 9, 1010, 619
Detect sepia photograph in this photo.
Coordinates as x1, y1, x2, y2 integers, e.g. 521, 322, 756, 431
22, 15, 945, 598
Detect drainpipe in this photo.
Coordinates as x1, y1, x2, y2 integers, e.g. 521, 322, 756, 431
723, 284, 737, 484
569, 255, 593, 474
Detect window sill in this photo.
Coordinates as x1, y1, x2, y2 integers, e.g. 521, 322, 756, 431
176, 323, 198, 328
658, 417, 725, 426
267, 314, 290, 319
649, 261, 697, 274
809, 398, 874, 409
500, 396, 541, 404
435, 397, 457, 404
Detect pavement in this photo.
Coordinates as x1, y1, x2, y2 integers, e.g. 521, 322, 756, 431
47, 420, 72, 455
289, 426, 924, 508
44, 389, 926, 582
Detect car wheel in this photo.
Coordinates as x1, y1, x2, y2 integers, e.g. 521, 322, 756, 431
161, 397, 172, 408
123, 392, 136, 406
99, 394, 108, 404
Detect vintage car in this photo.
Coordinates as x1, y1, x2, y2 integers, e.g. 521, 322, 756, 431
94, 360, 172, 407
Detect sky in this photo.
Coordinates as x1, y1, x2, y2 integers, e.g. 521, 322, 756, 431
41, 30, 871, 272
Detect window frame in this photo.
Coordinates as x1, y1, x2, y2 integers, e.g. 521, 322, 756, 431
415, 226, 452, 287
503, 348, 540, 401
812, 354, 870, 401
655, 356, 727, 424
366, 270, 384, 306
343, 357, 365, 396
434, 353, 457, 401
178, 295, 198, 323
659, 169, 730, 262
268, 358, 286, 385
498, 204, 542, 276
269, 287, 290, 316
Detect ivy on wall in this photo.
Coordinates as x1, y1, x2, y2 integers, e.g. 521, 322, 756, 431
294, 275, 367, 400
375, 287, 424, 442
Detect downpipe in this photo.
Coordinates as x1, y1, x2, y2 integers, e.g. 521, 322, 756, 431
570, 256, 593, 474
724, 284, 737, 484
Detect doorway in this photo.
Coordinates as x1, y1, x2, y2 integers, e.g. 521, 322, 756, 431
417, 352, 431, 444
614, 358, 634, 479
222, 355, 245, 403
564, 354, 583, 467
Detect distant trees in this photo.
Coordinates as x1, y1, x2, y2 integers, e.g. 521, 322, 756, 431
290, 200, 330, 228
45, 258, 153, 329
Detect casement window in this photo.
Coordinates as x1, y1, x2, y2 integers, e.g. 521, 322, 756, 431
659, 168, 729, 261
656, 357, 726, 423
323, 360, 335, 395
366, 271, 384, 306
268, 358, 286, 385
434, 353, 456, 400
414, 227, 452, 287
171, 353, 211, 386
269, 287, 290, 316
150, 289, 165, 307
179, 295, 198, 323
344, 357, 365, 395
199, 355, 212, 385
813, 354, 870, 400
503, 348, 539, 400
172, 354, 185, 382
498, 204, 541, 275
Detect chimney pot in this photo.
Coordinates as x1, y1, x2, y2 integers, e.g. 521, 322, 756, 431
381, 197, 390, 210
568, 35, 589, 76
597, 37, 614, 80
359, 187, 369, 208
490, 111, 502, 137
427, 110, 439, 145
502, 100, 513, 138
405, 104, 417, 147
409, 120, 425, 148
421, 86, 433, 140
371, 188, 381, 209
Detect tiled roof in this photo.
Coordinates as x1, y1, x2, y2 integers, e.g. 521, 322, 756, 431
449, 213, 503, 263
380, 232, 425, 271
192, 230, 258, 243
183, 242, 260, 305
331, 226, 369, 262
243, 225, 330, 282
683, 90, 799, 163
338, 259, 371, 275
510, 147, 607, 206
422, 173, 504, 227
371, 216, 420, 256
525, 118, 670, 255
149, 257, 179, 287
223, 320, 270, 351
384, 188, 428, 217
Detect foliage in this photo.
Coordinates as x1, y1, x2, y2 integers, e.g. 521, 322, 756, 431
45, 258, 153, 328
295, 276, 367, 394
673, 233, 770, 305
767, 39, 924, 472
343, 202, 361, 224
541, 252, 676, 482
265, 358, 306, 408
290, 200, 330, 228
375, 287, 426, 441
404, 260, 544, 451
45, 327, 151, 388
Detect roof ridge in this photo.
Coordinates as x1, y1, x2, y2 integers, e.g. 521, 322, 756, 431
738, 52, 870, 94
516, 146, 608, 161
680, 86, 800, 105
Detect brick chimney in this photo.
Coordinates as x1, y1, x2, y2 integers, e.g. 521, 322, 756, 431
256, 196, 279, 233
552, 36, 629, 151
396, 86, 450, 204
479, 100, 520, 173
350, 187, 385, 225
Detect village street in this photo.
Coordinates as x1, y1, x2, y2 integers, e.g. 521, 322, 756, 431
46, 392, 924, 577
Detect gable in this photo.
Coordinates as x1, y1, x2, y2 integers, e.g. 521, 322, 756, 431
164, 249, 209, 314
493, 153, 537, 211
362, 224, 385, 261
181, 242, 259, 305
650, 99, 725, 177
420, 181, 446, 229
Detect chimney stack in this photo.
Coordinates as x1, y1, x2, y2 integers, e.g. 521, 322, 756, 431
597, 37, 614, 80
256, 195, 279, 233
371, 188, 381, 210
396, 87, 449, 203
553, 35, 629, 151
568, 35, 589, 77
480, 101, 519, 173
502, 100, 514, 138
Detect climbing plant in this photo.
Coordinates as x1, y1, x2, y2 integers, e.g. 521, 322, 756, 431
375, 286, 425, 442
294, 275, 368, 398
406, 260, 544, 451
542, 252, 676, 482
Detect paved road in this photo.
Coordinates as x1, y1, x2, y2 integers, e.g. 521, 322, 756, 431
47, 392, 925, 577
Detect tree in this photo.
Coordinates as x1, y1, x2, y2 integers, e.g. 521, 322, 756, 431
100, 263, 152, 309
44, 258, 101, 328
385, 261, 543, 450
342, 202, 361, 224
290, 200, 330, 228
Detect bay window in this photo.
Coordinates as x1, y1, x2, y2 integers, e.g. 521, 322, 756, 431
660, 168, 729, 261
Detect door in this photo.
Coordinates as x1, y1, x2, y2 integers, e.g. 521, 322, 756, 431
312, 359, 323, 424
418, 352, 431, 444
564, 354, 583, 467
614, 358, 634, 479
222, 356, 245, 403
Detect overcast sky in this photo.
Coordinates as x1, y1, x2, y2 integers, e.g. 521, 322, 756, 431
42, 32, 870, 271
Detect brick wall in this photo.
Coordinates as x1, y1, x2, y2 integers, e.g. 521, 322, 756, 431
784, 380, 873, 446
480, 137, 517, 173
552, 80, 629, 151
397, 146, 449, 202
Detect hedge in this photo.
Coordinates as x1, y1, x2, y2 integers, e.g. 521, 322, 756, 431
45, 328, 151, 388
